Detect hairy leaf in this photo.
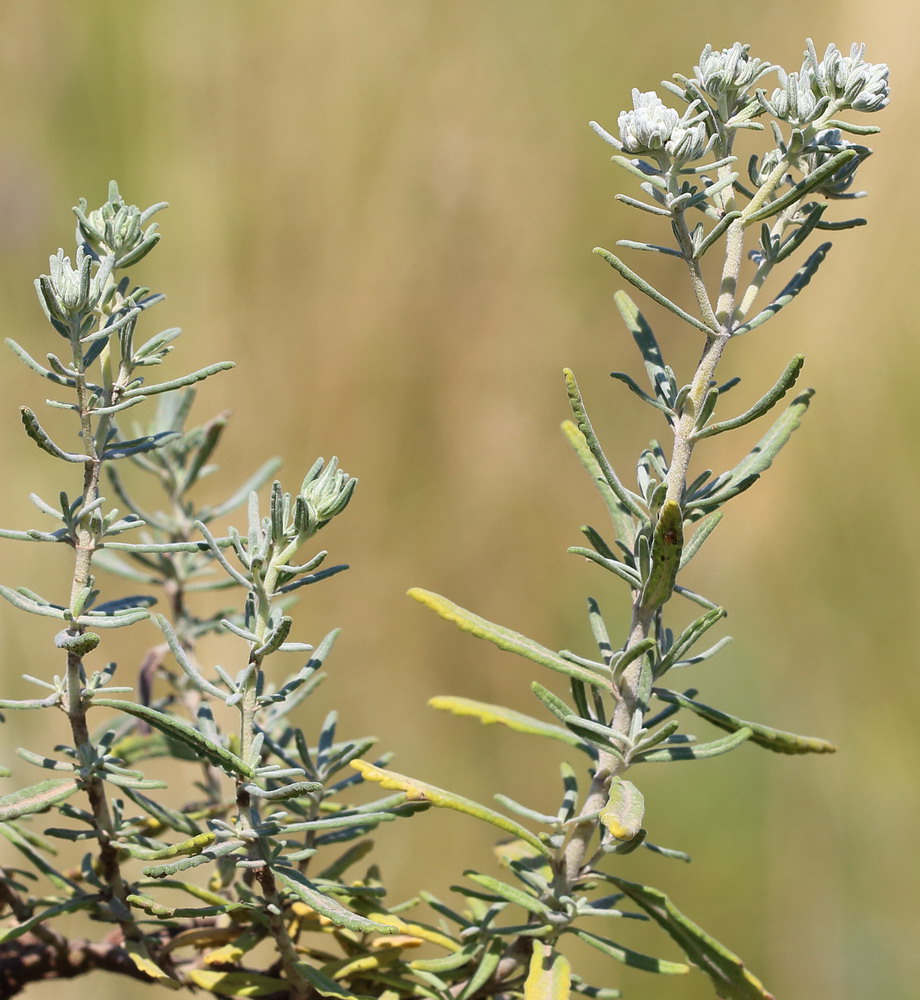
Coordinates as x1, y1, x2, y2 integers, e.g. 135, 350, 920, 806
429, 696, 583, 747
525, 943, 572, 1000
0, 778, 79, 821
653, 688, 836, 754
352, 760, 549, 855
409, 589, 609, 688
94, 699, 253, 777
603, 878, 774, 998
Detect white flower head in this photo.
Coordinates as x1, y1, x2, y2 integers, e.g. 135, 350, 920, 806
616, 89, 710, 163
694, 43, 774, 103
803, 40, 890, 113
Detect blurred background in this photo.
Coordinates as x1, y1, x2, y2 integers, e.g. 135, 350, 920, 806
0, 2, 914, 998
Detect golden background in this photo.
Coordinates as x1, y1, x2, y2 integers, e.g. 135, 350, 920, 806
0, 2, 914, 998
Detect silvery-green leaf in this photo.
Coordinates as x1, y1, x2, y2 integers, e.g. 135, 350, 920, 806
653, 688, 837, 754
0, 778, 79, 821
94, 699, 253, 777
602, 877, 774, 998
409, 589, 609, 688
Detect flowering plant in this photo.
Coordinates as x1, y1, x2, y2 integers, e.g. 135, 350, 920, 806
0, 38, 888, 1000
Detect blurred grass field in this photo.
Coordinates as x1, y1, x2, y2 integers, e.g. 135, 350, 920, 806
0, 2, 916, 998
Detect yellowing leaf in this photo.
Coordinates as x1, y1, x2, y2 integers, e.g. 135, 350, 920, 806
524, 942, 571, 1000
187, 969, 289, 997
600, 777, 645, 841
125, 938, 181, 990
429, 695, 582, 747
351, 760, 549, 856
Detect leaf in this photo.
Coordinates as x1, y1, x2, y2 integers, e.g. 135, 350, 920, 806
297, 962, 376, 1000
525, 942, 572, 1000
187, 970, 290, 998
603, 877, 774, 999
653, 688, 836, 755
464, 871, 552, 917
639, 500, 683, 611
273, 865, 396, 934
124, 938, 182, 989
593, 248, 714, 334
0, 893, 98, 944
428, 696, 583, 747
689, 391, 813, 513
561, 420, 634, 545
19, 406, 90, 462
600, 778, 645, 841
634, 727, 752, 762
563, 370, 646, 520
93, 699, 254, 777
0, 778, 79, 821
408, 589, 609, 688
352, 760, 549, 856
693, 355, 805, 439
613, 291, 669, 401
569, 927, 688, 975
732, 246, 831, 336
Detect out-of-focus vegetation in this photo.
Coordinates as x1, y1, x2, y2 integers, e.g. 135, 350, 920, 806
0, 3, 914, 998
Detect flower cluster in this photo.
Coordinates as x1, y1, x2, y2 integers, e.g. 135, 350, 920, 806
74, 180, 166, 269
693, 42, 774, 114
615, 88, 710, 164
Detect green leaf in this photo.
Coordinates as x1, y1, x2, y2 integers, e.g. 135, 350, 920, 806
655, 607, 727, 676
93, 699, 254, 777
732, 246, 830, 336
603, 877, 775, 998
464, 871, 553, 917
561, 421, 635, 545
689, 391, 813, 513
296, 963, 376, 1000
0, 893, 98, 944
634, 727, 752, 762
121, 361, 235, 399
273, 865, 395, 934
0, 778, 79, 821
352, 760, 549, 856
653, 688, 836, 754
563, 370, 647, 520
613, 291, 670, 401
186, 970, 291, 998
568, 927, 688, 975
693, 355, 805, 440
19, 406, 90, 462
600, 777, 645, 841
639, 500, 683, 611
408, 589, 609, 689
524, 943, 572, 1000
745, 150, 856, 223
593, 248, 714, 334
428, 696, 583, 747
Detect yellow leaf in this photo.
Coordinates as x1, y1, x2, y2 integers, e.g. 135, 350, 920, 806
524, 942, 571, 1000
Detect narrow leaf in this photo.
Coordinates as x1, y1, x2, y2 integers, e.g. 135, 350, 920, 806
569, 927, 688, 975
693, 355, 805, 440
186, 970, 290, 998
635, 727, 752, 762
564, 370, 646, 519
0, 778, 79, 821
746, 149, 857, 223
408, 589, 609, 688
93, 699, 253, 777
428, 696, 583, 747
352, 760, 549, 856
604, 877, 774, 998
594, 248, 714, 334
560, 420, 634, 544
732, 246, 830, 335
0, 894, 98, 944
653, 688, 836, 754
273, 865, 395, 934
19, 407, 90, 462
